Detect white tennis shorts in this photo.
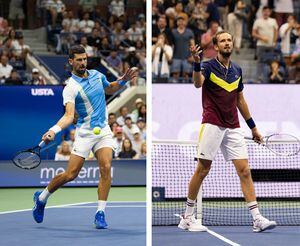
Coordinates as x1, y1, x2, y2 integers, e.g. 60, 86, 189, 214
196, 123, 248, 161
71, 125, 115, 159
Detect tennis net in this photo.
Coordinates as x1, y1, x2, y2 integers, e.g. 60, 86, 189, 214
152, 140, 300, 226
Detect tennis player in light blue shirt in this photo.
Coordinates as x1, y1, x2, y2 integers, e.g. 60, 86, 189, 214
32, 45, 138, 229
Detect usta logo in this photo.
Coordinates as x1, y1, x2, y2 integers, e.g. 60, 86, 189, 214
31, 88, 55, 96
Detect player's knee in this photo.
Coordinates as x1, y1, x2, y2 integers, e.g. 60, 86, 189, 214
195, 163, 211, 177
238, 167, 251, 180
100, 161, 111, 179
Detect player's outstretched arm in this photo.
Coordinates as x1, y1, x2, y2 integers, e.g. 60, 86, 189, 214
237, 92, 262, 142
190, 44, 205, 88
105, 67, 139, 95
42, 102, 75, 143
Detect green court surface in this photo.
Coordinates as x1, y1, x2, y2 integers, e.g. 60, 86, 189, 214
0, 187, 146, 212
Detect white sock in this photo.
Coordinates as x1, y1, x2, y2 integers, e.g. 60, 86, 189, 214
184, 198, 195, 217
97, 200, 107, 212
39, 187, 51, 203
247, 201, 261, 220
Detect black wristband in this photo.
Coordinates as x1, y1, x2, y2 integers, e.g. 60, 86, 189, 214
193, 62, 201, 72
246, 117, 256, 129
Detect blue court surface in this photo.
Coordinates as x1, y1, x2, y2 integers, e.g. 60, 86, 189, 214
0, 202, 146, 246
153, 226, 300, 246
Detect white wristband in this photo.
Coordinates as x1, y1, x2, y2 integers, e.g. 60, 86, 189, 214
49, 125, 62, 134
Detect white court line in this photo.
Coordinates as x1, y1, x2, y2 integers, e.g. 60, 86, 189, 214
61, 205, 146, 208
0, 201, 146, 215
207, 229, 241, 246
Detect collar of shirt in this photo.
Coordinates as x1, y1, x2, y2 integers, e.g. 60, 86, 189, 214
71, 70, 90, 83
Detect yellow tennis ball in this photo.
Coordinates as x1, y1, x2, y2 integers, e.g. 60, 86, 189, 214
93, 127, 101, 135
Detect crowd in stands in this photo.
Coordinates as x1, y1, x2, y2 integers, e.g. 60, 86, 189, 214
0, 26, 44, 85
55, 97, 147, 161
152, 0, 300, 84
42, 0, 146, 82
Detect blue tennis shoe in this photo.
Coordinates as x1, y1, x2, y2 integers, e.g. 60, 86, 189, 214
32, 191, 46, 223
94, 210, 108, 229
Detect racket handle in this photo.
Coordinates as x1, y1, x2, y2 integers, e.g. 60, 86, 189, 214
38, 141, 46, 148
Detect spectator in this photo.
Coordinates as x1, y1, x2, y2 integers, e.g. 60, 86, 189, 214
171, 16, 195, 81
87, 28, 102, 51
215, 0, 229, 30
291, 28, 300, 62
12, 34, 31, 59
5, 69, 23, 85
113, 126, 124, 158
62, 11, 79, 32
136, 14, 146, 34
124, 47, 140, 67
279, 15, 298, 56
65, 129, 76, 149
288, 57, 300, 83
203, 0, 220, 27
118, 138, 138, 159
0, 55, 13, 83
122, 116, 138, 141
152, 33, 173, 79
274, 0, 294, 27
201, 21, 219, 60
136, 117, 146, 140
138, 103, 146, 121
131, 98, 144, 123
99, 37, 113, 57
139, 142, 146, 159
268, 60, 285, 83
79, 12, 95, 33
152, 16, 174, 45
165, 2, 189, 29
30, 68, 46, 85
112, 20, 126, 43
117, 106, 130, 126
106, 49, 123, 73
109, 0, 125, 18
189, 1, 209, 42
110, 121, 120, 136
79, 0, 97, 14
80, 36, 94, 57
108, 112, 117, 126
8, 0, 24, 30
55, 141, 71, 161
47, 0, 66, 26
131, 127, 143, 156
0, 18, 10, 37
127, 22, 143, 42
3, 29, 18, 50
228, 1, 246, 54
252, 6, 278, 82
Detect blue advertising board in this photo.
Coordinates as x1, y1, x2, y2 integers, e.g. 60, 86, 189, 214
0, 159, 146, 187
0, 86, 64, 160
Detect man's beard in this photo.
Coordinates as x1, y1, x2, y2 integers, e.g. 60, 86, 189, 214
76, 67, 86, 75
220, 50, 232, 58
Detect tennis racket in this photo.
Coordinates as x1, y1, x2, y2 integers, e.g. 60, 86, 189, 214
245, 133, 300, 157
12, 140, 46, 170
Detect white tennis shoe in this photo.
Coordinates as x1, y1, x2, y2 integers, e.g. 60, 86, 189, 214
178, 215, 207, 232
253, 216, 277, 232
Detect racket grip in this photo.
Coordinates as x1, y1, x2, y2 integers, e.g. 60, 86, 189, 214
38, 141, 46, 148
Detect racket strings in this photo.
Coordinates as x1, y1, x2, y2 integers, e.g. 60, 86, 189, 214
13, 151, 40, 168
266, 134, 300, 156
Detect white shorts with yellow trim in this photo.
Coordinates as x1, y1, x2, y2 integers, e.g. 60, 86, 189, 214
71, 125, 115, 159
196, 123, 248, 161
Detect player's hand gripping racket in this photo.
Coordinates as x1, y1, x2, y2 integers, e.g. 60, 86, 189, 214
245, 133, 300, 157
12, 140, 47, 170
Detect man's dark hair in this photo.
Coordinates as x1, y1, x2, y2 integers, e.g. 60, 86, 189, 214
262, 6, 270, 11
212, 31, 233, 45
69, 45, 86, 59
